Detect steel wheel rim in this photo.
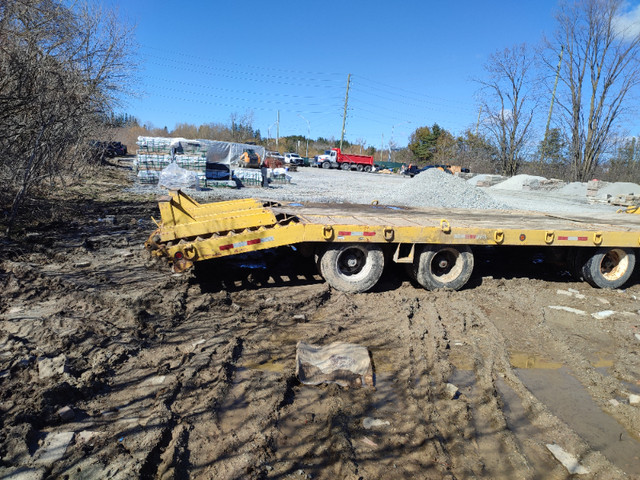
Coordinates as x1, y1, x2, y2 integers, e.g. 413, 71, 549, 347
336, 247, 369, 278
599, 248, 629, 281
430, 248, 464, 282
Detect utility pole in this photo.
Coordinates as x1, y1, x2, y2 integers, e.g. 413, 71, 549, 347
276, 110, 280, 149
540, 45, 563, 164
380, 133, 384, 163
298, 114, 310, 157
340, 73, 351, 150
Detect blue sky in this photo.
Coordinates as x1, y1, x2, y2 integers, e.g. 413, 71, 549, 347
117, 0, 638, 148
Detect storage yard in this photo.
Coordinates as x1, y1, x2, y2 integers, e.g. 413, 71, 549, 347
2, 161, 640, 479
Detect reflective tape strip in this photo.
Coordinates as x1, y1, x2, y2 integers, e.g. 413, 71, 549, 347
558, 236, 588, 241
220, 236, 275, 251
337, 231, 376, 237
454, 234, 478, 239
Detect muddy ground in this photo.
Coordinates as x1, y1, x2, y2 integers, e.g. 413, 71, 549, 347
1, 163, 640, 479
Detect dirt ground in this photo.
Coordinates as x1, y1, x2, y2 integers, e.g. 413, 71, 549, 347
1, 163, 640, 479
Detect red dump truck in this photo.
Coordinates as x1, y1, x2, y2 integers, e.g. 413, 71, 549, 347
316, 148, 374, 172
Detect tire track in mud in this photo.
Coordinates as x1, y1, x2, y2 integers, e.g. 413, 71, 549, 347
403, 291, 518, 479
270, 290, 376, 479
269, 289, 461, 479
400, 297, 458, 477
489, 282, 639, 476
433, 292, 554, 479
450, 281, 631, 478
164, 284, 333, 479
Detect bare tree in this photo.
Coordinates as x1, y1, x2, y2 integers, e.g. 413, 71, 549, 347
0, 0, 136, 232
228, 111, 256, 143
476, 44, 538, 176
547, 0, 640, 181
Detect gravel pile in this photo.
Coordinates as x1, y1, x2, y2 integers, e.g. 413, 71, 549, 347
599, 181, 640, 196
467, 174, 505, 186
558, 182, 587, 196
375, 169, 506, 209
489, 174, 546, 190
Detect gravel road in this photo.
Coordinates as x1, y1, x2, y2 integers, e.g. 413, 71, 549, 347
128, 164, 625, 216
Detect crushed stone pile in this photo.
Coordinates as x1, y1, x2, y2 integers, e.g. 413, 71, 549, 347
558, 182, 587, 196
467, 174, 506, 187
375, 169, 506, 209
489, 174, 547, 190
599, 181, 640, 196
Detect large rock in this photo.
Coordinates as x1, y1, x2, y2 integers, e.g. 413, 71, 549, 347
37, 355, 66, 380
296, 341, 373, 388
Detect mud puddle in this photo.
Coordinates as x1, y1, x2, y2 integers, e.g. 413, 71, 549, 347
514, 366, 640, 475
595, 367, 640, 395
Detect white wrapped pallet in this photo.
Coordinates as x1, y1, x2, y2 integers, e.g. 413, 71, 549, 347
135, 136, 267, 186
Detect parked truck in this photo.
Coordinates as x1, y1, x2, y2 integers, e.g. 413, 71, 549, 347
146, 190, 640, 293
403, 164, 470, 177
316, 148, 374, 172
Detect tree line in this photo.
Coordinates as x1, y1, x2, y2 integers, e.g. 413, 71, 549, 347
0, 0, 135, 233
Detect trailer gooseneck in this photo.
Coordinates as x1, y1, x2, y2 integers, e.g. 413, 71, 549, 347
146, 190, 640, 292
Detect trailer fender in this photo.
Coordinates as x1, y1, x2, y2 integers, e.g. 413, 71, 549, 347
316, 243, 385, 293
412, 245, 474, 291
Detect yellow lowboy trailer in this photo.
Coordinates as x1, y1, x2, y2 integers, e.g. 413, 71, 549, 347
146, 190, 640, 292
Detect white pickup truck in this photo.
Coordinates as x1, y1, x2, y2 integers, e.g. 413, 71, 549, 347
283, 153, 304, 166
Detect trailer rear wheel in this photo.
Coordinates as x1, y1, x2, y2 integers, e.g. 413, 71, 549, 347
581, 247, 635, 289
322, 161, 331, 169
356, 164, 364, 172
341, 163, 350, 170
363, 165, 372, 172
317, 244, 384, 293
413, 245, 474, 291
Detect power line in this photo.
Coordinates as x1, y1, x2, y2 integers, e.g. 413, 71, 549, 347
143, 53, 343, 84
355, 75, 474, 107
140, 44, 346, 77
349, 85, 476, 113
145, 59, 342, 89
145, 76, 341, 100
150, 93, 334, 115
145, 85, 342, 109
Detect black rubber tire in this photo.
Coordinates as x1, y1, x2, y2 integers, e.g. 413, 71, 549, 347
581, 247, 635, 289
340, 163, 350, 171
317, 244, 385, 293
363, 165, 372, 172
567, 248, 588, 281
322, 161, 331, 169
413, 245, 474, 291
356, 164, 364, 172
